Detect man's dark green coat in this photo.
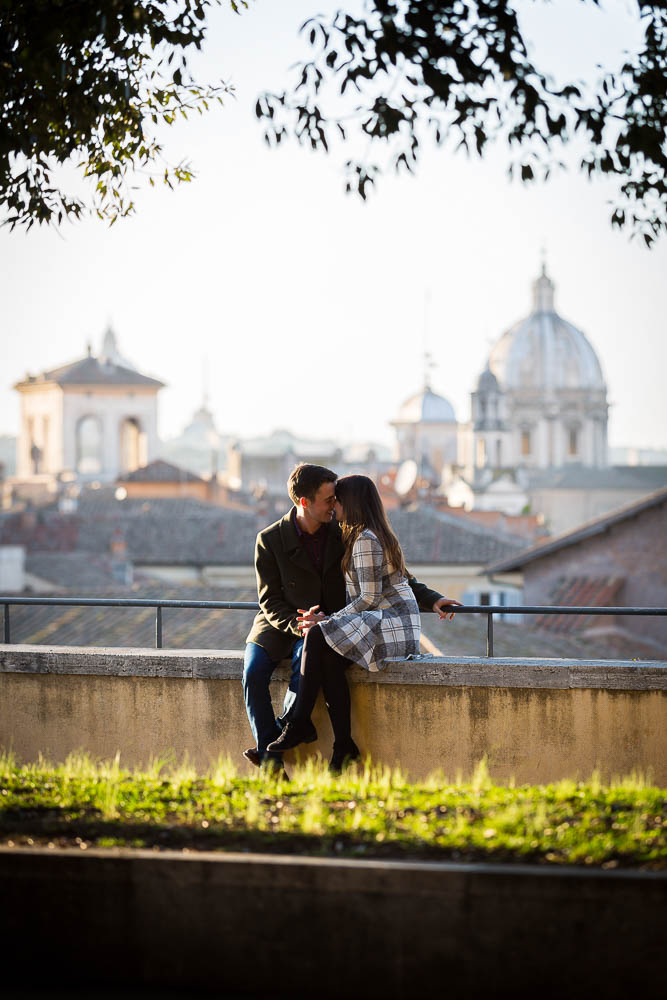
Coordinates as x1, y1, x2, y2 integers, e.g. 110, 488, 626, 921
247, 509, 443, 662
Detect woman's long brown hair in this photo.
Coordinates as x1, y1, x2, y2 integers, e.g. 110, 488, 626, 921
336, 475, 407, 578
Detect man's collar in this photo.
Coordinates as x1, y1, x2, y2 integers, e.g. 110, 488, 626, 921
292, 506, 328, 538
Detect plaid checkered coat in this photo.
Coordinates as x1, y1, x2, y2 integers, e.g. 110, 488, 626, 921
319, 529, 421, 672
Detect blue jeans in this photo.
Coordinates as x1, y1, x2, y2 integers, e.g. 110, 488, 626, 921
242, 639, 304, 759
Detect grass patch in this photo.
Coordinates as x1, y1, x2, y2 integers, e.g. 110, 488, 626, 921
1, 751, 665, 869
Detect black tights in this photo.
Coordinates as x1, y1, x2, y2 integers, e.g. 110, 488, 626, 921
292, 624, 351, 745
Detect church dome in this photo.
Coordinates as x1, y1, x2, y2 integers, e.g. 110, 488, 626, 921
182, 403, 220, 447
186, 406, 217, 433
396, 385, 456, 424
488, 267, 605, 392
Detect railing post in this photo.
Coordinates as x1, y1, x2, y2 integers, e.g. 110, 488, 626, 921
155, 606, 162, 649
486, 612, 494, 658
3, 604, 9, 644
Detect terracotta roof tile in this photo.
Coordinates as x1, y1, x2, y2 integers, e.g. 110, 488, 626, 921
3, 500, 527, 568
534, 576, 624, 632
389, 506, 526, 565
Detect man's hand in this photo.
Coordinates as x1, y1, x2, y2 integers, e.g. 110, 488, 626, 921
297, 605, 327, 633
432, 597, 463, 621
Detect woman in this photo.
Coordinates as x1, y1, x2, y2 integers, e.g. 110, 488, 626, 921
267, 474, 425, 767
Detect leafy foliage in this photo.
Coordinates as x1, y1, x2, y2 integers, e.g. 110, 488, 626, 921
0, 0, 247, 229
1, 752, 665, 868
257, 1, 667, 246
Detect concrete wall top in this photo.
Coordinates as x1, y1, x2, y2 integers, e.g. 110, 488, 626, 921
1, 645, 665, 692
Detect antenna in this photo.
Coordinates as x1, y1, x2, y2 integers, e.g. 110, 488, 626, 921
423, 288, 433, 389
202, 358, 209, 410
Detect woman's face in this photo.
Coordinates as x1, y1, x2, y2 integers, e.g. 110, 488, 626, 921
334, 498, 344, 522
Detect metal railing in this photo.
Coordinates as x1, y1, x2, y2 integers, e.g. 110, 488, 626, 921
2, 596, 666, 657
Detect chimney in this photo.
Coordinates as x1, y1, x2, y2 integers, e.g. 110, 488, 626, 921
110, 528, 127, 559
110, 528, 133, 586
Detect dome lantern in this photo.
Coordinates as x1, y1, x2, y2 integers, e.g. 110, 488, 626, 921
533, 263, 555, 313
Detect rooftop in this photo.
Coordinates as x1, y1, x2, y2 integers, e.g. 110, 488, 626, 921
1, 497, 263, 566
15, 354, 164, 391
389, 506, 526, 566
25, 552, 142, 591
2, 499, 527, 568
4, 581, 662, 661
487, 486, 667, 573
234, 430, 341, 459
118, 460, 205, 484
526, 465, 667, 491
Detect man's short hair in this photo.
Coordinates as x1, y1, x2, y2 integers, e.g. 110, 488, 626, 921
288, 463, 337, 505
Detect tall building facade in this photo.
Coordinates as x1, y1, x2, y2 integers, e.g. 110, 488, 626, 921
13, 328, 164, 485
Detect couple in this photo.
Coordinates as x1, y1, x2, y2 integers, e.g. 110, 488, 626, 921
242, 463, 460, 773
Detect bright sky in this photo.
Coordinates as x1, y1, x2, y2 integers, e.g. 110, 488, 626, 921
1, 0, 665, 450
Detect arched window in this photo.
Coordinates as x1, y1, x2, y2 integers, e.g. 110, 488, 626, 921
120, 417, 145, 474
41, 416, 50, 470
76, 416, 103, 474
27, 416, 41, 473
568, 427, 579, 456
521, 429, 531, 456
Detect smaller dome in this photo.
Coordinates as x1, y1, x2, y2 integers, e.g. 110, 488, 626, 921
189, 406, 217, 431
396, 386, 456, 424
182, 404, 220, 446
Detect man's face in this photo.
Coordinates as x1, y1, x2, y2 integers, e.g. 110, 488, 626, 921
302, 481, 337, 524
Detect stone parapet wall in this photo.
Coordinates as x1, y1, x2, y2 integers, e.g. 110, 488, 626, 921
1, 645, 666, 783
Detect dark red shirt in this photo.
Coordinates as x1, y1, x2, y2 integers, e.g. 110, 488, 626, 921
293, 508, 329, 575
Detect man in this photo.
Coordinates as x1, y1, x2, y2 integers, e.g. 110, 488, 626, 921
242, 463, 459, 773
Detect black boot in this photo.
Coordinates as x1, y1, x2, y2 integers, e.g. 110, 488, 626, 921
279, 717, 318, 744
267, 719, 318, 753
242, 747, 261, 768
329, 739, 360, 774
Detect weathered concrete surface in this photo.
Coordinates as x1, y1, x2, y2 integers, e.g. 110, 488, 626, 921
1, 645, 666, 783
1, 847, 664, 998
3, 644, 666, 687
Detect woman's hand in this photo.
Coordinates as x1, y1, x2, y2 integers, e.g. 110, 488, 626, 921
297, 605, 327, 633
432, 597, 463, 621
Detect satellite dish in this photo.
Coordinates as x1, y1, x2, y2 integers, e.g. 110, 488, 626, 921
395, 459, 418, 497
